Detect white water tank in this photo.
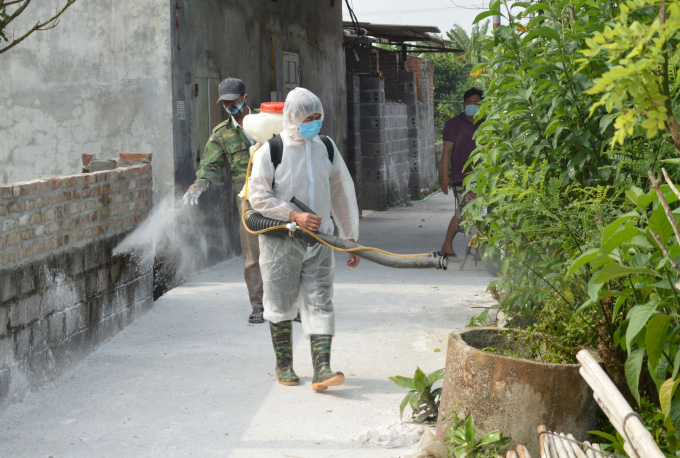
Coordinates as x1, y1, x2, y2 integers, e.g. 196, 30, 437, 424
243, 102, 285, 144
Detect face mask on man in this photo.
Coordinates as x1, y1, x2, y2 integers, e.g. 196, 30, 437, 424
465, 104, 480, 117
225, 98, 247, 117
298, 119, 322, 139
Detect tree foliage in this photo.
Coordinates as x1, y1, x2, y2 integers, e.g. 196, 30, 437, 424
446, 21, 490, 66
0, 0, 77, 54
431, 55, 473, 138
581, 0, 680, 151
465, 0, 680, 450
428, 22, 490, 139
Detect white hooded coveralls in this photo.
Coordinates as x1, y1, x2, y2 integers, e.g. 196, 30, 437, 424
248, 88, 359, 336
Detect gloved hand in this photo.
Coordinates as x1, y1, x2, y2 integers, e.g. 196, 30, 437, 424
183, 182, 207, 206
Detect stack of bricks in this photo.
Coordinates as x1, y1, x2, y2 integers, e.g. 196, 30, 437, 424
0, 153, 154, 405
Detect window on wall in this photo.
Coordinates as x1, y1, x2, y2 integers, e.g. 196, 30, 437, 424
283, 52, 299, 98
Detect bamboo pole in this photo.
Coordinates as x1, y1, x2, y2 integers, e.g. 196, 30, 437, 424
551, 432, 570, 458
517, 443, 532, 458
577, 349, 664, 458
566, 433, 587, 458
558, 433, 577, 458
582, 441, 596, 458
539, 425, 548, 458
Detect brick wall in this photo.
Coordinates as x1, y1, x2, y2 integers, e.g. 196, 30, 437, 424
407, 56, 435, 105
0, 154, 154, 405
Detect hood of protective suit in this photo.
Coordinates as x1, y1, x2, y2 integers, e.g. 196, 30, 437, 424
283, 88, 325, 142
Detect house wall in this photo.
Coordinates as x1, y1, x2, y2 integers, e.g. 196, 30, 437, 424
171, 0, 347, 260
0, 0, 174, 200
0, 158, 154, 405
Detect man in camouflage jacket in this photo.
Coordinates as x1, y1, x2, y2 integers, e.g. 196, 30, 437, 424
183, 77, 265, 324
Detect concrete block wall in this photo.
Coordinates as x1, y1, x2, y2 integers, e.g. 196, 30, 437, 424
409, 102, 437, 199
383, 102, 410, 205
346, 73, 363, 213
0, 156, 154, 405
357, 75, 386, 210
417, 61, 437, 195
358, 76, 410, 210
344, 47, 438, 210
435, 141, 444, 179
398, 67, 437, 200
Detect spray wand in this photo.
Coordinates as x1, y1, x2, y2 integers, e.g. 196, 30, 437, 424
241, 145, 447, 270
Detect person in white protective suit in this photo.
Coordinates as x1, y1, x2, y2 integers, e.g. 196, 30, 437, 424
248, 88, 360, 392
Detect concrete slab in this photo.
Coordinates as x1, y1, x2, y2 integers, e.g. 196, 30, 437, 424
0, 192, 495, 457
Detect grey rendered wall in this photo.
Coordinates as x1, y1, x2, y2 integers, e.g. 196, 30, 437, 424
171, 0, 346, 259
0, 0, 174, 199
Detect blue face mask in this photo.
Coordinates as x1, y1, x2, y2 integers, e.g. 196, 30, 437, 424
298, 119, 322, 139
465, 104, 480, 117
225, 98, 246, 117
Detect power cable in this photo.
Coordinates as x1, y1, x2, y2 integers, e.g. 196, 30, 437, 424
343, 0, 366, 46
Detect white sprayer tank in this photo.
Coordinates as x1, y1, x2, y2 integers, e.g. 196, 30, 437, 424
238, 102, 285, 199
242, 102, 285, 144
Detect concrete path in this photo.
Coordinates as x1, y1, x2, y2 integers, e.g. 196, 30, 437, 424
0, 192, 495, 458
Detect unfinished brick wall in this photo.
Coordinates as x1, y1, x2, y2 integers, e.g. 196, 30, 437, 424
407, 56, 435, 105
0, 154, 153, 405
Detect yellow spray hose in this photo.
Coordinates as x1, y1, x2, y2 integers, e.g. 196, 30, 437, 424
240, 145, 434, 259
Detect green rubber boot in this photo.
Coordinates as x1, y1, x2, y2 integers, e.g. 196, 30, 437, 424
310, 335, 344, 392
269, 321, 299, 386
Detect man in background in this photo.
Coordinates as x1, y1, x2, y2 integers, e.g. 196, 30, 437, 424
183, 77, 265, 324
439, 87, 483, 261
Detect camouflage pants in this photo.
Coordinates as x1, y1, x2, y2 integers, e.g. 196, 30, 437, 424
239, 218, 263, 309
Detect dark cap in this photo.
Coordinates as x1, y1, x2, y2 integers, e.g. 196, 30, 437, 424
217, 77, 246, 103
